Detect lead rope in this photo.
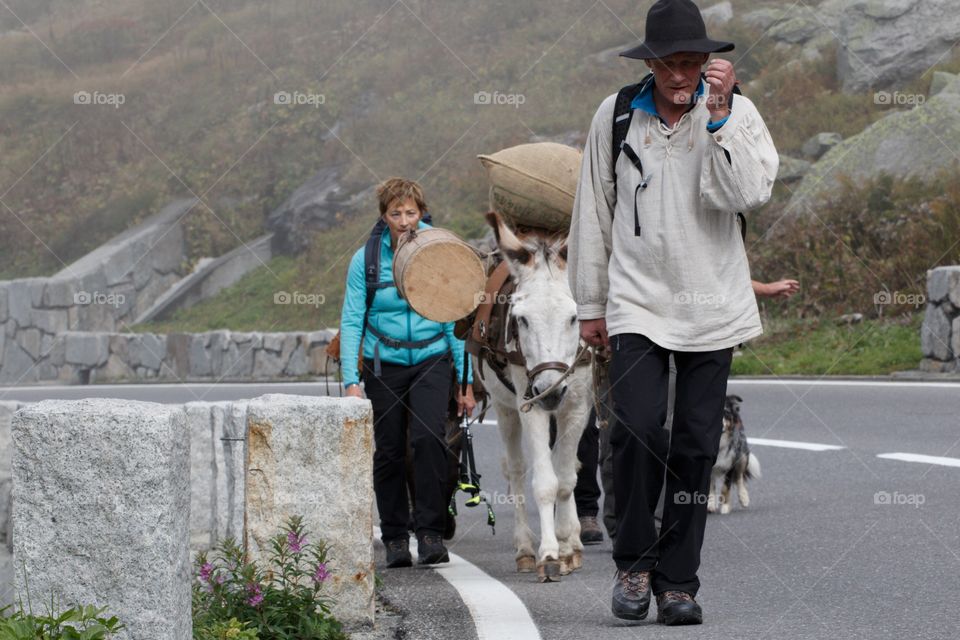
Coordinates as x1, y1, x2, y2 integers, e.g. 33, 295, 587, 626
591, 345, 610, 430
518, 344, 594, 413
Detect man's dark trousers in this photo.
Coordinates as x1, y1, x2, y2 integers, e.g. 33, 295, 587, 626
609, 333, 732, 597
363, 353, 452, 542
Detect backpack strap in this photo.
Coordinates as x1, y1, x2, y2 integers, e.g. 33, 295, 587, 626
612, 72, 743, 186
611, 75, 652, 186
363, 212, 434, 312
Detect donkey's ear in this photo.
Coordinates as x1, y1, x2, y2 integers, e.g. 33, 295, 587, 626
485, 212, 531, 266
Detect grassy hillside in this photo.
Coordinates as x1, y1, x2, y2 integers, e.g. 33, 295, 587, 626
1, 0, 910, 279
4, 0, 959, 374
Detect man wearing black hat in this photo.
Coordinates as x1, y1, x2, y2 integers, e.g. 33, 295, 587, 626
568, 0, 778, 626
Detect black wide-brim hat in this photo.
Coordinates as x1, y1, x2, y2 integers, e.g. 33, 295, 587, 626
620, 0, 734, 60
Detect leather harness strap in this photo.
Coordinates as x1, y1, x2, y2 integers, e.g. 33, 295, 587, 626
471, 261, 512, 346
465, 246, 593, 409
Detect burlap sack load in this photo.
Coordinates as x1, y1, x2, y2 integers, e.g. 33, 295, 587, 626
478, 142, 583, 233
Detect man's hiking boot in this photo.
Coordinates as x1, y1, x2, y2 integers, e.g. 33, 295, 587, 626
611, 569, 651, 620
579, 516, 603, 545
656, 590, 703, 626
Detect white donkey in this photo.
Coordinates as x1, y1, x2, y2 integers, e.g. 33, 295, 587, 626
473, 213, 594, 582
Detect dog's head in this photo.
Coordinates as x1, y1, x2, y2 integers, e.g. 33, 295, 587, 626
723, 394, 744, 434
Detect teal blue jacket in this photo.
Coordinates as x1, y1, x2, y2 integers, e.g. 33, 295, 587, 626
339, 220, 472, 387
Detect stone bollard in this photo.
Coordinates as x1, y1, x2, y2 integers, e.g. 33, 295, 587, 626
243, 394, 374, 627
921, 266, 960, 373
0, 401, 19, 606
12, 399, 191, 639
218, 401, 248, 543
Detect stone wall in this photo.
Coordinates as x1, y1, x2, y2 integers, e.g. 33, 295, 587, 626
136, 233, 274, 324
920, 266, 960, 373
0, 329, 336, 385
0, 200, 194, 384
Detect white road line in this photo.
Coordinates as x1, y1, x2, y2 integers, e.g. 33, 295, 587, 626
375, 528, 541, 640
730, 379, 960, 389
482, 420, 846, 453
747, 437, 845, 451
487, 416, 958, 468
876, 453, 960, 468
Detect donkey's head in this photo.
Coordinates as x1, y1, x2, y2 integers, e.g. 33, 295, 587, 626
486, 212, 580, 411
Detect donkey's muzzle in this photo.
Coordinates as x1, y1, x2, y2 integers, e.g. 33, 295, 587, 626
534, 384, 567, 411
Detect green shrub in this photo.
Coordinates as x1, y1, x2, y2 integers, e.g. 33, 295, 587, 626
750, 168, 960, 318
195, 618, 259, 640
0, 603, 123, 639
192, 516, 347, 640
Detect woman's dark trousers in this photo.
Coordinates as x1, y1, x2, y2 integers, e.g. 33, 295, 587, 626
363, 353, 453, 542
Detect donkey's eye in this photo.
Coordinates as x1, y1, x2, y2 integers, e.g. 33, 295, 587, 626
518, 316, 529, 328
570, 315, 577, 326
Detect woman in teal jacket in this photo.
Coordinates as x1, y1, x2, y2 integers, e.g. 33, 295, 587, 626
342, 178, 475, 568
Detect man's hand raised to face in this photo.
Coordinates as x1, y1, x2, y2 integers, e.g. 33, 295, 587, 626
704, 58, 736, 119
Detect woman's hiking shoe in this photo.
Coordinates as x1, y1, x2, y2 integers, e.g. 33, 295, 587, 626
417, 534, 450, 564
385, 538, 412, 568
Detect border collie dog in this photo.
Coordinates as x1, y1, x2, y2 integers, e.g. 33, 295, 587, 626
708, 395, 761, 514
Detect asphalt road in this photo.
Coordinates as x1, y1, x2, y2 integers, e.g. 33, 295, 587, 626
2, 379, 959, 639
380, 379, 960, 640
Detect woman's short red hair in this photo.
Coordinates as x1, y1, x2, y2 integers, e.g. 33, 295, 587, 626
377, 177, 428, 216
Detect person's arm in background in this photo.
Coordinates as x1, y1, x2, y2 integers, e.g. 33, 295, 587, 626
444, 323, 476, 416
753, 279, 800, 300
341, 250, 367, 398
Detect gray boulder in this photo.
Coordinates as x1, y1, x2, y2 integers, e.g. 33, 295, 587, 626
777, 155, 812, 183
702, 1, 733, 25
267, 168, 370, 255
802, 132, 843, 160
742, 1, 844, 45
930, 71, 959, 97
838, 0, 960, 93
786, 90, 960, 214
742, 7, 785, 31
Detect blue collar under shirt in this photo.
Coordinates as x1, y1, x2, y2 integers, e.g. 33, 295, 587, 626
630, 77, 705, 124
630, 77, 728, 132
